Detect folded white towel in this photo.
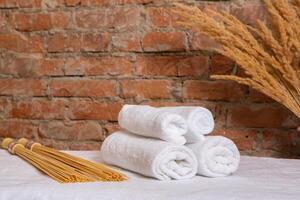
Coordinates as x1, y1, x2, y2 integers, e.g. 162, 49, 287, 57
187, 136, 240, 177
159, 106, 215, 143
118, 105, 188, 145
101, 131, 198, 180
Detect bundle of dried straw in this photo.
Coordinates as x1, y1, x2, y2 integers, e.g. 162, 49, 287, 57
174, 0, 300, 119
1, 138, 127, 183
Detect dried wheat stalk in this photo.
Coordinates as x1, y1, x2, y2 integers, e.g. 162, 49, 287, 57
173, 0, 300, 119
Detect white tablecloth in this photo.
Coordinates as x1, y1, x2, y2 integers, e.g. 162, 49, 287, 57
0, 150, 300, 200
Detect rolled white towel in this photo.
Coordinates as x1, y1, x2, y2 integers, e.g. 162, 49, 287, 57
187, 136, 240, 177
118, 105, 188, 145
159, 106, 215, 143
101, 131, 198, 180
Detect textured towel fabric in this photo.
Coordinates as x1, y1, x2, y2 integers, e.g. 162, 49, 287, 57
187, 136, 240, 177
118, 105, 188, 145
159, 106, 214, 143
101, 131, 198, 181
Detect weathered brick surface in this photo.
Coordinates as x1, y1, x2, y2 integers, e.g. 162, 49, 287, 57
120, 79, 173, 99
39, 121, 103, 140
0, 0, 298, 157
64, 56, 132, 76
9, 99, 66, 119
68, 100, 122, 121
183, 80, 247, 101
50, 79, 116, 97
2, 58, 64, 77
143, 32, 187, 52
0, 79, 47, 96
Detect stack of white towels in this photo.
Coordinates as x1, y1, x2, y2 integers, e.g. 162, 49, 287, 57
101, 105, 240, 180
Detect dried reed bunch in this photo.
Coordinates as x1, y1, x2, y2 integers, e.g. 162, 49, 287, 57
173, 0, 300, 119
17, 138, 128, 182
2, 138, 95, 183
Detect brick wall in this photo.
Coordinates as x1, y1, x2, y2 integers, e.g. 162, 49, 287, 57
0, 0, 299, 157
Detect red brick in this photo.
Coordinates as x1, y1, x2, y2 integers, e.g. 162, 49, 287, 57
0, 120, 34, 138
120, 79, 172, 99
17, 0, 42, 8
75, 10, 106, 28
0, 0, 18, 8
27, 34, 44, 53
211, 55, 235, 75
38, 139, 70, 150
41, 0, 65, 8
230, 2, 266, 25
50, 79, 115, 97
68, 100, 122, 121
178, 56, 209, 76
191, 33, 220, 51
228, 105, 299, 128
0, 79, 46, 96
50, 12, 71, 29
2, 58, 64, 77
262, 129, 300, 155
114, 0, 154, 4
0, 34, 27, 52
47, 33, 81, 52
248, 88, 274, 103
11, 13, 52, 31
39, 121, 103, 140
65, 56, 132, 76
143, 32, 187, 52
76, 7, 140, 29
146, 7, 173, 28
81, 33, 110, 52
136, 56, 177, 76
136, 55, 208, 77
65, 0, 80, 6
183, 80, 246, 101
112, 32, 142, 52
69, 141, 101, 150
9, 99, 65, 119
104, 123, 120, 135
211, 103, 227, 128
197, 2, 229, 13
80, 0, 111, 6
79, 0, 154, 6
0, 13, 6, 31
212, 128, 258, 151
0, 97, 10, 116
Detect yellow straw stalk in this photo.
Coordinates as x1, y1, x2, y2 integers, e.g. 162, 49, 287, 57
1, 138, 96, 183
17, 138, 128, 182
173, 0, 300, 119
1, 138, 127, 183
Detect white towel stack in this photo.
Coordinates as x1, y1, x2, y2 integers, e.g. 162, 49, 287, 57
101, 104, 240, 180
118, 105, 188, 145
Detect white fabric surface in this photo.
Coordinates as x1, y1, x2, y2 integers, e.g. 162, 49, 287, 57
159, 106, 214, 143
101, 131, 197, 180
118, 105, 188, 145
1, 150, 300, 200
187, 136, 240, 177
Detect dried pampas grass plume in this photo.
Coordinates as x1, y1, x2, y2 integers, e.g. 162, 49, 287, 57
173, 0, 300, 119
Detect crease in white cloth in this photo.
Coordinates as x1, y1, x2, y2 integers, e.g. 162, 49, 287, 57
187, 136, 240, 177
159, 106, 215, 143
101, 131, 198, 181
118, 105, 188, 145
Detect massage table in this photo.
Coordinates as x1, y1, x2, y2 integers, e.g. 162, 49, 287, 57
0, 150, 299, 200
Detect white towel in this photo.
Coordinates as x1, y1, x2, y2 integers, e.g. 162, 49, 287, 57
187, 136, 240, 177
159, 106, 215, 143
118, 105, 188, 145
101, 131, 198, 181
